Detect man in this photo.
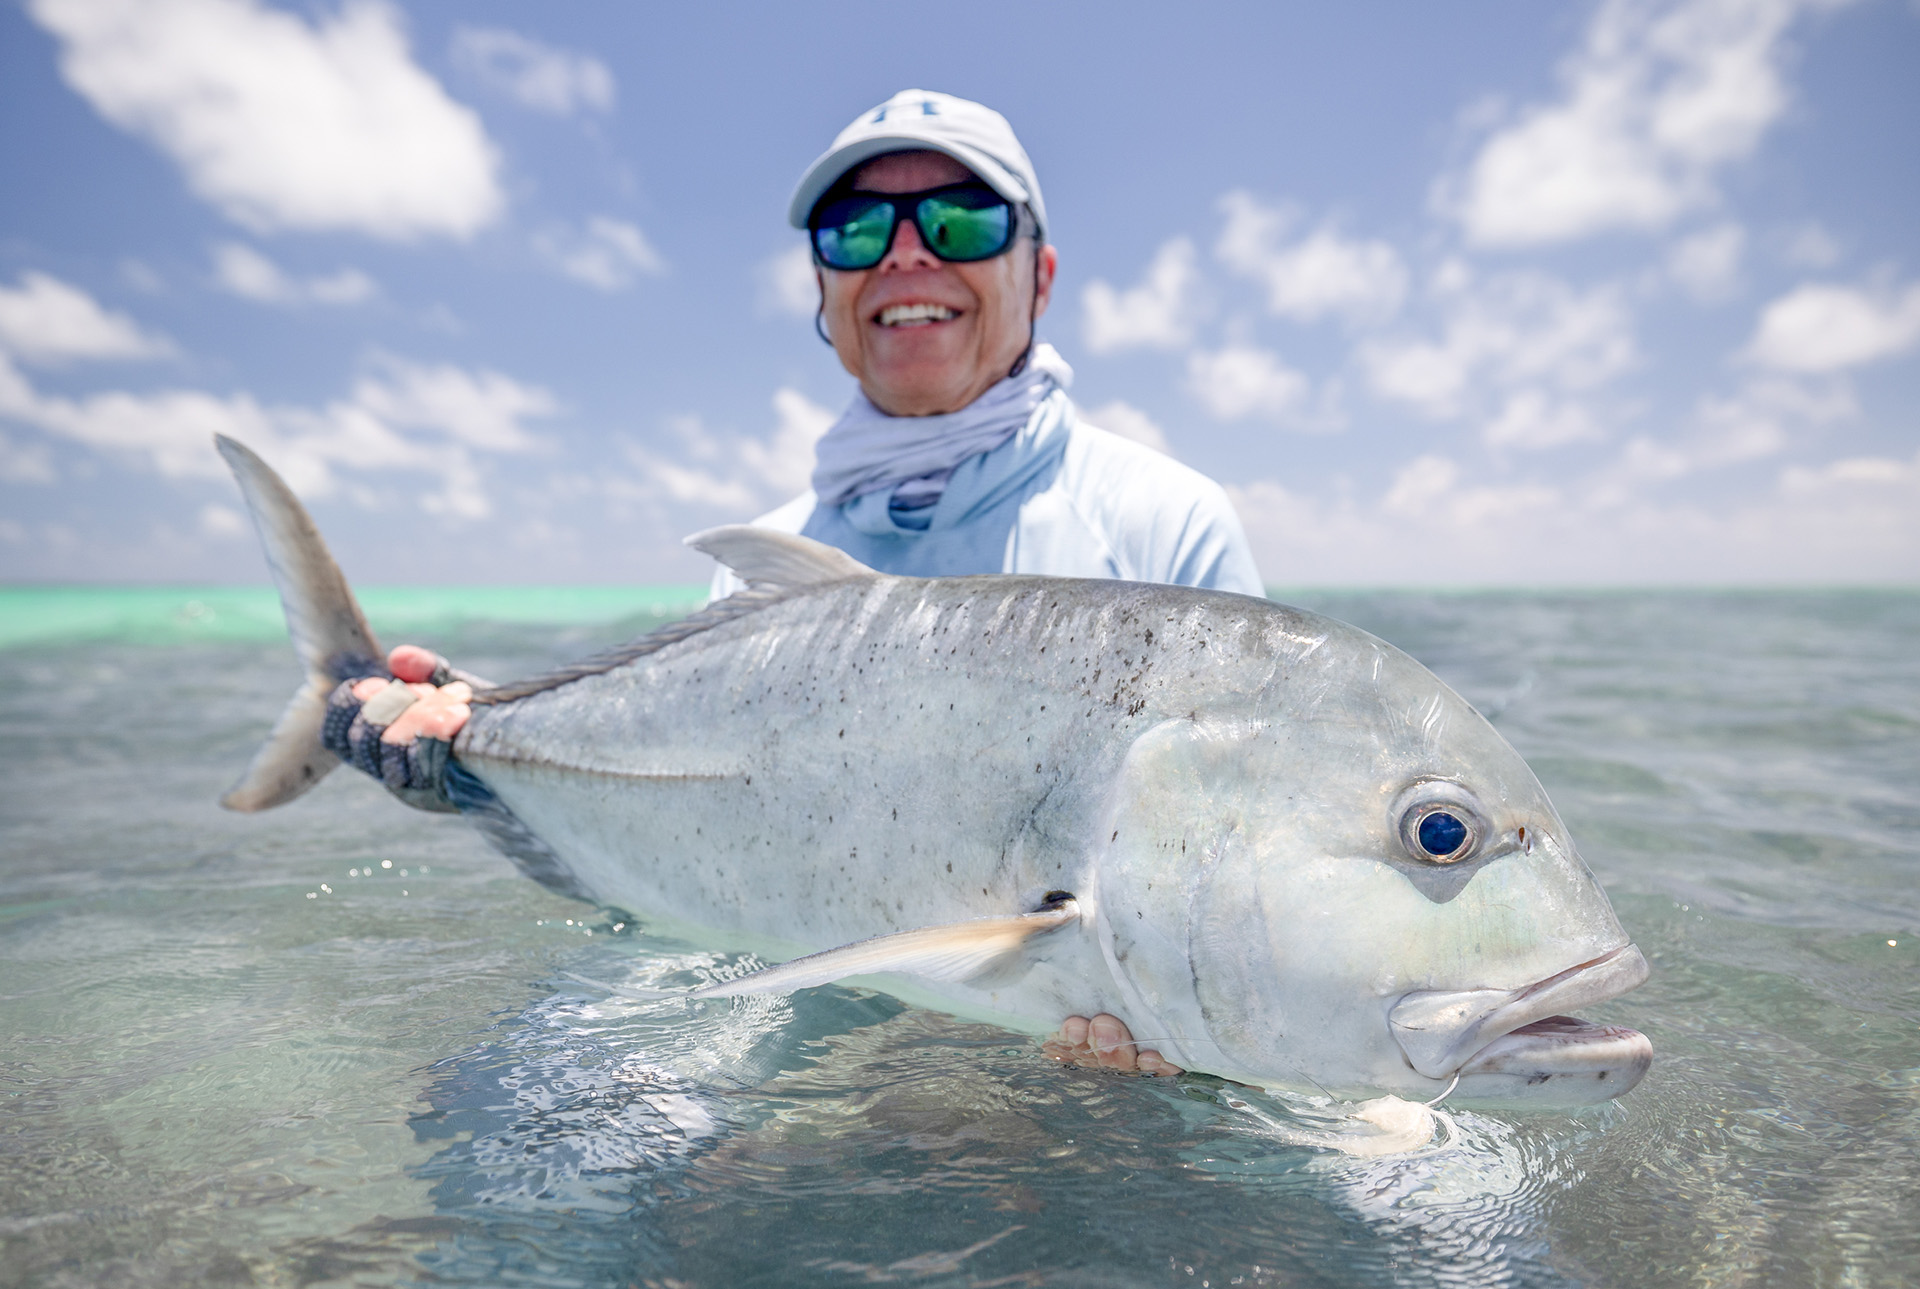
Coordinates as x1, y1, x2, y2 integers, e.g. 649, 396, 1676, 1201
714, 88, 1261, 599
345, 90, 1263, 1078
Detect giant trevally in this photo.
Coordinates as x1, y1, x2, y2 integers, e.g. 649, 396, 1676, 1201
215, 434, 1651, 1108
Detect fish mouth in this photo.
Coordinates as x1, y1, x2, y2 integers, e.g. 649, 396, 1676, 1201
1388, 945, 1651, 1090
1452, 1015, 1653, 1104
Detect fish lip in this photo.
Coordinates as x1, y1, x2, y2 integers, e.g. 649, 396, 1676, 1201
1454, 1016, 1653, 1102
1387, 944, 1651, 1079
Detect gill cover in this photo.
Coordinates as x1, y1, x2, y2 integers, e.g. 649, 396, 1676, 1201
1096, 716, 1273, 1083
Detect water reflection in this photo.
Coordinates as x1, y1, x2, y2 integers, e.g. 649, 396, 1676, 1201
5, 593, 1918, 1286
409, 951, 1626, 1287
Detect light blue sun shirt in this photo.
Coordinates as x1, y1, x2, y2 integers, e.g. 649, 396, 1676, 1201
709, 347, 1264, 600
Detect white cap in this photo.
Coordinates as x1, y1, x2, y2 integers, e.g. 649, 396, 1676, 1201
787, 89, 1048, 239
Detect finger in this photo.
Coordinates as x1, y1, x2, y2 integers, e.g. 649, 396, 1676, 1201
389, 645, 443, 684
351, 676, 389, 701
348, 712, 387, 777
1055, 1015, 1091, 1048
323, 681, 363, 759
438, 680, 473, 703
1135, 1050, 1183, 1078
1088, 1014, 1137, 1071
414, 701, 469, 740
382, 701, 432, 745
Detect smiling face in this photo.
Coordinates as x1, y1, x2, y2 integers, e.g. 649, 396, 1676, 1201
816, 151, 1058, 417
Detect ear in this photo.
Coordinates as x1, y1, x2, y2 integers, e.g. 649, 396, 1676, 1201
1032, 243, 1058, 321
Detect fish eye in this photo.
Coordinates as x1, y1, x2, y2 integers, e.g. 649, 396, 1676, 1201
1417, 811, 1469, 857
1391, 782, 1487, 865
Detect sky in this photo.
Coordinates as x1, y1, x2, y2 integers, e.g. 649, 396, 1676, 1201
1, 0, 1916, 586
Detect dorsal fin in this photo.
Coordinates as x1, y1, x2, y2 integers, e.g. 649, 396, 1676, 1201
476, 528, 877, 707
684, 525, 876, 591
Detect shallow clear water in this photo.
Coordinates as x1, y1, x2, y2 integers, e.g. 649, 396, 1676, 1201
2, 587, 1916, 1288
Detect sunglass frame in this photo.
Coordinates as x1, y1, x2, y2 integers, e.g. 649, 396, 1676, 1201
808, 183, 1024, 271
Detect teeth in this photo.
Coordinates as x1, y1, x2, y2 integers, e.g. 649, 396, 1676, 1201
879, 303, 957, 326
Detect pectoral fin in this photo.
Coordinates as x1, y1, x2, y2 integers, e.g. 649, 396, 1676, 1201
690, 897, 1080, 998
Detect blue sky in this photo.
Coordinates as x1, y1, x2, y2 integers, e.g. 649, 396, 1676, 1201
1, 0, 1916, 585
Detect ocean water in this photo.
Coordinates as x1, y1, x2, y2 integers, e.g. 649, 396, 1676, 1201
1, 585, 1916, 1288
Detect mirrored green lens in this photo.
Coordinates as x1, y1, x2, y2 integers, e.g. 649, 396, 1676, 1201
811, 188, 1014, 269
813, 198, 896, 269
915, 194, 1012, 262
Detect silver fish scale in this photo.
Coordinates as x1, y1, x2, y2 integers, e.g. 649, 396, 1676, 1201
454, 574, 1316, 1022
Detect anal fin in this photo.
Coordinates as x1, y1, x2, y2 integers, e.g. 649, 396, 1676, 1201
690, 896, 1079, 998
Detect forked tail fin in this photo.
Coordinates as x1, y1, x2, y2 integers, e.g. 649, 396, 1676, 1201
214, 434, 385, 811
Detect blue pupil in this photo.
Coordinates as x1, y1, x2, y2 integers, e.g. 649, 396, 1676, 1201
1418, 811, 1469, 857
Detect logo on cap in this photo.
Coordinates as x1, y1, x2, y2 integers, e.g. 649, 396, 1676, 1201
871, 98, 941, 123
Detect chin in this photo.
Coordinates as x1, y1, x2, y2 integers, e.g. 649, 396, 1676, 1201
865, 337, 977, 402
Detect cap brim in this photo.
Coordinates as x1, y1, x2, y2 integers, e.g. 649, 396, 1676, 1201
786, 136, 1031, 228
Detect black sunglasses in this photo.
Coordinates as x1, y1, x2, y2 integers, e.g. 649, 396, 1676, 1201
809, 183, 1020, 271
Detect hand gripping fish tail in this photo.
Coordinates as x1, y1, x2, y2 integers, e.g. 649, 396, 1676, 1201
215, 435, 475, 816
212, 432, 1654, 1112
214, 434, 388, 812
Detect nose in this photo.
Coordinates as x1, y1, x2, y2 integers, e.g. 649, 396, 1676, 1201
876, 208, 941, 273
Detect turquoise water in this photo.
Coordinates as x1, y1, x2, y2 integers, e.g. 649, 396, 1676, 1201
2, 587, 1916, 1286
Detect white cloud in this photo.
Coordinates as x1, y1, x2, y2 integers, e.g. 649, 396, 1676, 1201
635, 451, 761, 513
1229, 444, 1920, 585
1782, 222, 1841, 268
536, 217, 666, 291
1215, 192, 1406, 325
1588, 375, 1850, 503
1482, 390, 1605, 450
198, 501, 246, 536
1187, 345, 1309, 422
1781, 449, 1920, 497
1083, 399, 1172, 455
212, 242, 376, 306
0, 350, 553, 520
29, 0, 502, 239
1381, 453, 1562, 525
0, 429, 57, 483
1446, 0, 1850, 247
0, 272, 170, 366
349, 355, 557, 452
450, 26, 613, 115
1081, 238, 1199, 354
1745, 280, 1920, 372
738, 387, 835, 497
1667, 222, 1745, 301
625, 387, 837, 515
757, 243, 818, 318
1363, 265, 1636, 418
